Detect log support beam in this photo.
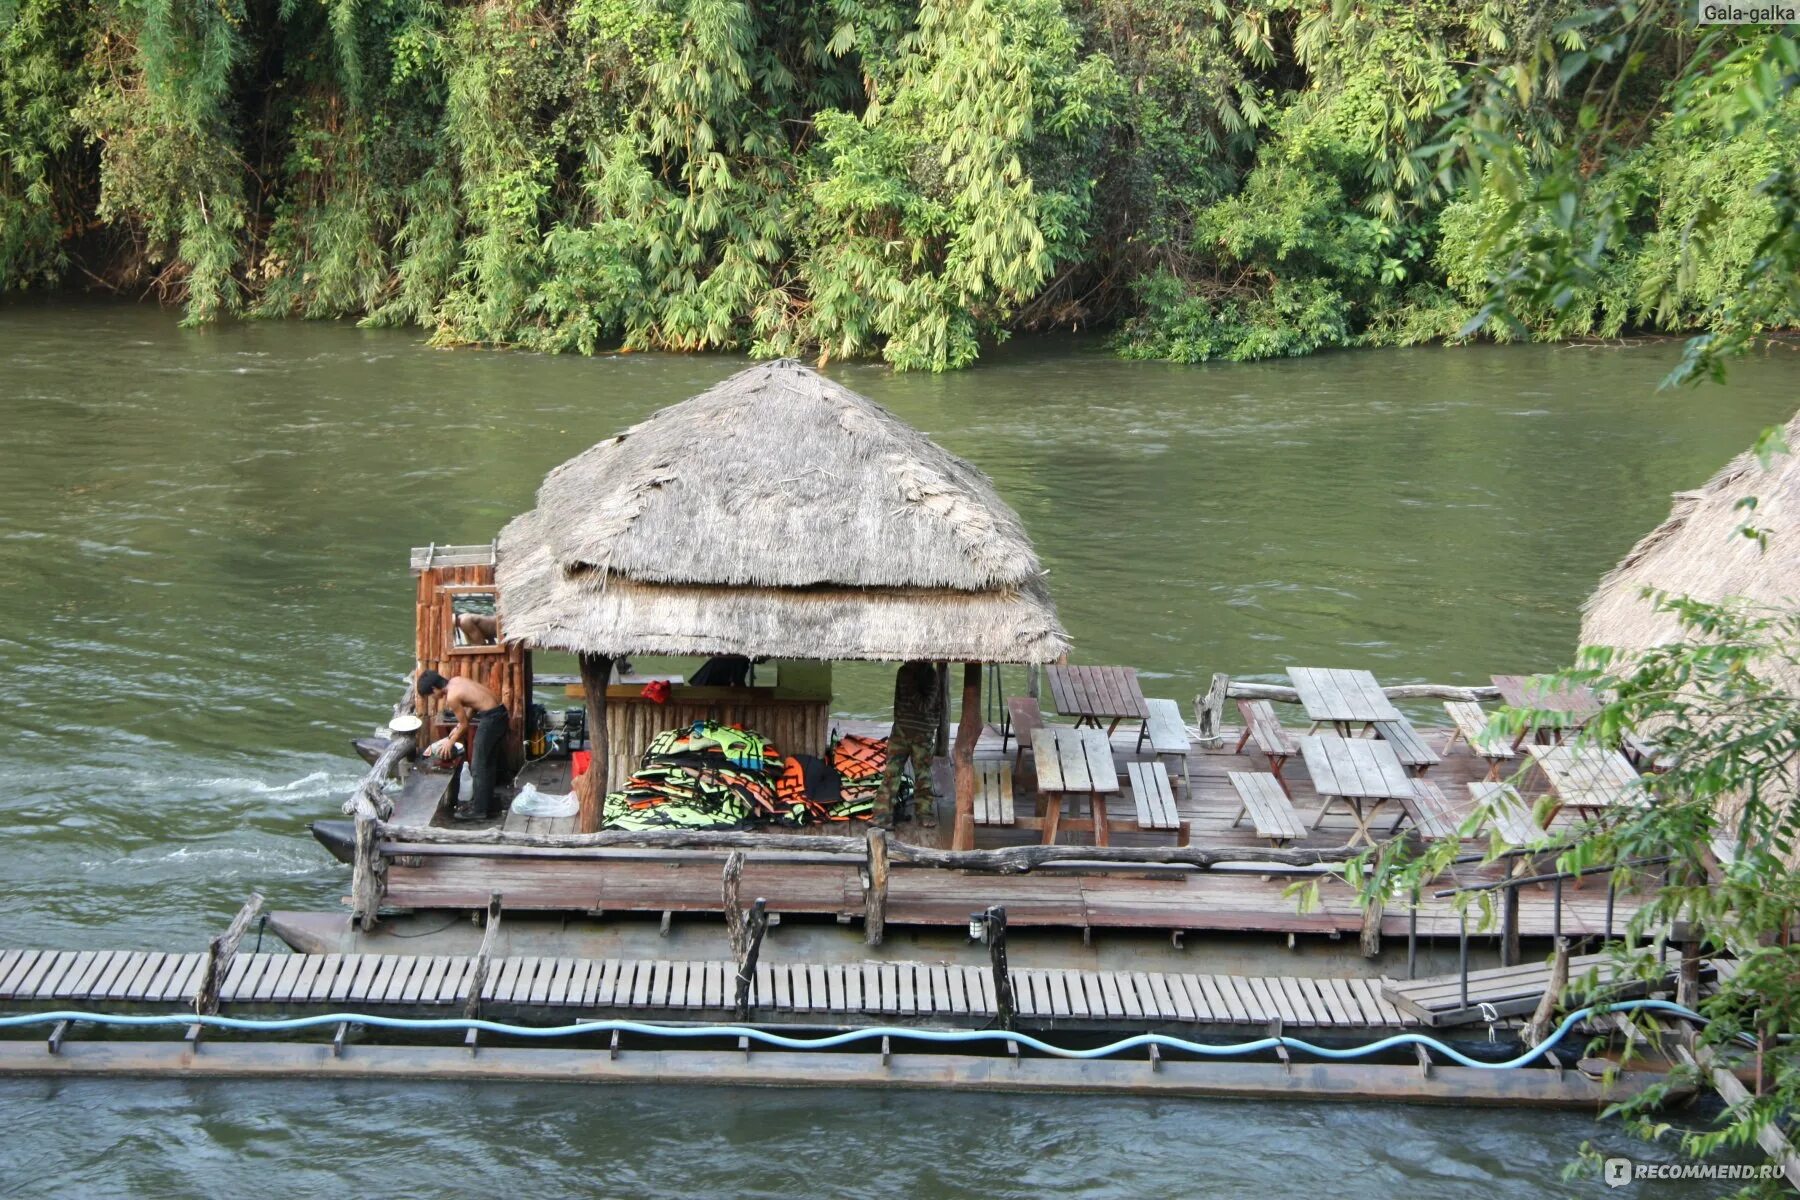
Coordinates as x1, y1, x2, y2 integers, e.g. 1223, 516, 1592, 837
952, 662, 983, 851
576, 653, 614, 833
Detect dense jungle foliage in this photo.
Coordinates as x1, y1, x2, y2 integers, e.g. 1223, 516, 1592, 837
0, 0, 1794, 368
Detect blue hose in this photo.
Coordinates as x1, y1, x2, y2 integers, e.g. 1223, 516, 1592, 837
0, 998, 1714, 1070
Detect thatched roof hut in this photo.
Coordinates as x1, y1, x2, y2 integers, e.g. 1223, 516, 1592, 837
496, 359, 1068, 664
1580, 411, 1800, 661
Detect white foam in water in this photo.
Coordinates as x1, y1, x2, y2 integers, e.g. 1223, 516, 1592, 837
193, 770, 340, 798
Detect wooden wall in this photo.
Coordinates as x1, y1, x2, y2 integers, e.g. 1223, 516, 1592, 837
598, 688, 830, 793
415, 562, 529, 766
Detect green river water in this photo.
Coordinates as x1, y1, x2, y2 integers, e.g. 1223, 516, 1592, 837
1, 299, 1794, 1197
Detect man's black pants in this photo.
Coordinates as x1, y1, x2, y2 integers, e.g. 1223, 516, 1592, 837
448, 705, 509, 818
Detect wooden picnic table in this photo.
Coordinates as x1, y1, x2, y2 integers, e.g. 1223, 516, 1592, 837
1044, 665, 1150, 735
1491, 674, 1601, 746
1288, 667, 1402, 733
1032, 726, 1122, 846
1525, 744, 1642, 822
1299, 735, 1417, 847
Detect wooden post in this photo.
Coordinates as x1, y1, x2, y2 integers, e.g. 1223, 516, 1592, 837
733, 899, 769, 1020
463, 893, 503, 1021
193, 892, 264, 1016
985, 905, 1015, 1029
1522, 937, 1570, 1047
576, 653, 613, 832
1677, 936, 1703, 1010
723, 851, 747, 960
350, 805, 385, 932
934, 663, 950, 757
1196, 674, 1229, 747
952, 662, 983, 851
1360, 892, 1383, 958
1501, 883, 1521, 967
864, 828, 889, 947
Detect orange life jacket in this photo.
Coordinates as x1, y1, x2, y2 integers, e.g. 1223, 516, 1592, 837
831, 734, 887, 780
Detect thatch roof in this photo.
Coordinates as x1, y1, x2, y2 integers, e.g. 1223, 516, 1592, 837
1581, 410, 1800, 661
496, 360, 1068, 663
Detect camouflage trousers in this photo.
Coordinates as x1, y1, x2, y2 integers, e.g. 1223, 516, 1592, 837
875, 727, 935, 826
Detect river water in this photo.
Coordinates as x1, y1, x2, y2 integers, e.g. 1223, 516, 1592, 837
1, 299, 1792, 1196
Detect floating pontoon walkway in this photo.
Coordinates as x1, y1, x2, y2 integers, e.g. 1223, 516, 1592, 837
0, 947, 1420, 1032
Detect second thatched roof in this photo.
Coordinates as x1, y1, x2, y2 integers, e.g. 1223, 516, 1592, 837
1581, 410, 1800, 661
497, 360, 1069, 663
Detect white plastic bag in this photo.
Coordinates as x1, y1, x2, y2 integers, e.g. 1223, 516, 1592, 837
510, 782, 579, 818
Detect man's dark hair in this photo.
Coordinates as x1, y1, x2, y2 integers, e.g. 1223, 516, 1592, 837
417, 669, 449, 697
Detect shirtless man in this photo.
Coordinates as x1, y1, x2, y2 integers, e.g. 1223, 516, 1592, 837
415, 669, 508, 820
455, 612, 498, 646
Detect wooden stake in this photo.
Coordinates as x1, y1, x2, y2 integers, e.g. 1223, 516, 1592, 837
193, 892, 264, 1015
864, 828, 889, 947
1522, 937, 1570, 1048
463, 893, 503, 1021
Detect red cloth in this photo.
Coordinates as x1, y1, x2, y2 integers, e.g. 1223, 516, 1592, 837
642, 680, 672, 704
571, 750, 592, 778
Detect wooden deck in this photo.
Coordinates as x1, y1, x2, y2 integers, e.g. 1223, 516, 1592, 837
376, 721, 1657, 944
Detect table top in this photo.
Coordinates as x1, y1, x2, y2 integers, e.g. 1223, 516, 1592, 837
1033, 726, 1121, 794
1526, 744, 1641, 809
1288, 667, 1403, 724
1045, 665, 1149, 720
1491, 674, 1602, 719
1299, 735, 1416, 800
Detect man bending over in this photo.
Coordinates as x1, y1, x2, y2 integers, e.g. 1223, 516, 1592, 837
416, 669, 508, 821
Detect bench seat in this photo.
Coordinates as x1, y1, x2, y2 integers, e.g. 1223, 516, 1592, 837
1139, 697, 1191, 791
1228, 771, 1308, 846
1397, 779, 1472, 840
1468, 782, 1550, 847
1125, 761, 1181, 832
1233, 699, 1295, 793
1443, 701, 1514, 779
1371, 715, 1440, 774
1007, 697, 1044, 776
973, 762, 1014, 826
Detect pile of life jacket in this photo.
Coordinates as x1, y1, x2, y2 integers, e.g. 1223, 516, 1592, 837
827, 732, 901, 821
601, 720, 781, 832
600, 721, 900, 830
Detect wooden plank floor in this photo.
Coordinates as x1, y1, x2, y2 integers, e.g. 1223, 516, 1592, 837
0, 949, 1423, 1031
383, 722, 1657, 942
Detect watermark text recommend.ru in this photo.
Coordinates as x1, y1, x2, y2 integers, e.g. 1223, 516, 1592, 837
1605, 1158, 1782, 1188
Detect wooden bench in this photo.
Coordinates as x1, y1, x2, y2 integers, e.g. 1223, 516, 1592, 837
1007, 697, 1044, 775
973, 762, 1014, 826
1442, 701, 1515, 780
1371, 715, 1440, 775
1233, 699, 1295, 793
1228, 771, 1308, 846
1622, 730, 1677, 774
1137, 697, 1192, 791
1394, 779, 1473, 840
1125, 761, 1187, 842
1468, 782, 1550, 848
